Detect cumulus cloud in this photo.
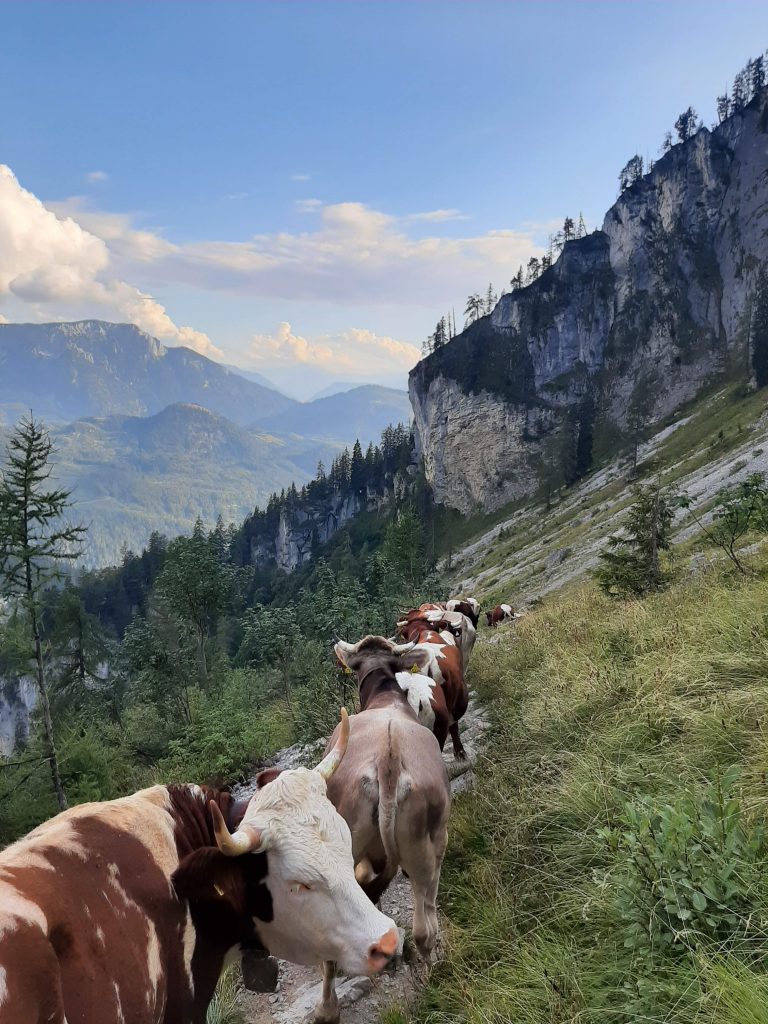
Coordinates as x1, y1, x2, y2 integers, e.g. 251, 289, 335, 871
49, 193, 542, 310
0, 165, 222, 359
86, 170, 109, 183
247, 322, 420, 377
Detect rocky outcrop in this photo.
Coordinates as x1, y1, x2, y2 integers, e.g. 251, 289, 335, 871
411, 90, 768, 513
0, 674, 37, 757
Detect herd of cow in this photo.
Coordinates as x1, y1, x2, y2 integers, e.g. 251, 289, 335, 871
0, 596, 519, 1024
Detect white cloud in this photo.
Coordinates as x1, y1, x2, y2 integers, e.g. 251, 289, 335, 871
247, 322, 420, 378
291, 173, 311, 181
0, 165, 222, 359
52, 194, 542, 310
294, 198, 323, 214
408, 209, 470, 223
86, 170, 109, 183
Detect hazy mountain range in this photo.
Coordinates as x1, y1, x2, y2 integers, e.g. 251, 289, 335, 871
0, 321, 411, 564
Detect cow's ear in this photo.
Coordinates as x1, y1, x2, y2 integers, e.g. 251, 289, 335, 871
396, 649, 431, 674
172, 848, 245, 907
255, 767, 283, 790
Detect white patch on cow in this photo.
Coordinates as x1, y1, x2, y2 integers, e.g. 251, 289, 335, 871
500, 604, 512, 616
112, 980, 126, 1024
187, 784, 204, 801
182, 909, 196, 995
0, 964, 7, 1007
413, 641, 447, 684
146, 919, 162, 1008
439, 631, 456, 646
395, 672, 436, 729
95, 925, 105, 946
0, 885, 48, 937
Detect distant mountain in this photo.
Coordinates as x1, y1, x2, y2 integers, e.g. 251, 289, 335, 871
223, 364, 283, 392
0, 320, 296, 427
43, 403, 340, 566
258, 385, 412, 445
310, 380, 361, 400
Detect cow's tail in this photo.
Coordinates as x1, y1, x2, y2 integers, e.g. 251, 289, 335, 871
356, 720, 401, 903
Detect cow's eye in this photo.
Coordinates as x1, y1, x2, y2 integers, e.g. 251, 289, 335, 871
290, 882, 312, 894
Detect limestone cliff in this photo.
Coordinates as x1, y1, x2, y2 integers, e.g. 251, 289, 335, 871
411, 89, 768, 513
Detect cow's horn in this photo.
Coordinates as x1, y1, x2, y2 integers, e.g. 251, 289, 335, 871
391, 641, 416, 654
210, 801, 264, 857
315, 708, 350, 780
335, 640, 358, 654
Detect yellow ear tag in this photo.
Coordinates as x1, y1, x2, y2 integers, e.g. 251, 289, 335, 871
343, 666, 352, 675
410, 664, 420, 674
214, 882, 225, 897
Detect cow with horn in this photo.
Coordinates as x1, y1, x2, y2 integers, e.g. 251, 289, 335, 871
316, 636, 451, 1023
0, 710, 398, 1024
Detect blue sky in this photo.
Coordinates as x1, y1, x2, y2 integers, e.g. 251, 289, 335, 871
2, 1, 767, 396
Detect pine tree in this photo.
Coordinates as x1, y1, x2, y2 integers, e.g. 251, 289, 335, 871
595, 481, 675, 598
485, 283, 496, 314
732, 69, 749, 111
660, 131, 674, 154
563, 216, 575, 241
577, 212, 587, 238
0, 415, 86, 811
749, 55, 765, 98
716, 92, 731, 123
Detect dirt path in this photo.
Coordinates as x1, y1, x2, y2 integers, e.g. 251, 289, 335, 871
235, 692, 489, 1024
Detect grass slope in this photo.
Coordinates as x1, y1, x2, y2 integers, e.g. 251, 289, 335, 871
410, 555, 768, 1024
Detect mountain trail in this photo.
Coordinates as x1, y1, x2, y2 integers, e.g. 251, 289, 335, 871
236, 690, 490, 1024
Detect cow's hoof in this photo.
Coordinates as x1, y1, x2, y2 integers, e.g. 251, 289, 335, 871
312, 996, 340, 1024
454, 748, 468, 761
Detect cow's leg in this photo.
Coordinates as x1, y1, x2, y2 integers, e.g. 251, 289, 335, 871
403, 839, 442, 960
449, 720, 467, 760
313, 961, 339, 1024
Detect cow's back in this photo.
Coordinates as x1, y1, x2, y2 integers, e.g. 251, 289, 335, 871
0, 786, 194, 1024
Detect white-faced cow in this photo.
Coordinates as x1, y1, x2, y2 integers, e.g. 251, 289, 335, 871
446, 596, 481, 629
321, 636, 451, 1023
0, 711, 397, 1024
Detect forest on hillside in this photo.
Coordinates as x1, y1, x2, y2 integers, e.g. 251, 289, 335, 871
0, 415, 439, 844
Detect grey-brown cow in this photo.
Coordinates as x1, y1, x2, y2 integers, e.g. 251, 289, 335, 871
315, 636, 451, 1023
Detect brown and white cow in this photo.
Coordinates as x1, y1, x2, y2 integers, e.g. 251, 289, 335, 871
486, 603, 517, 627
0, 713, 397, 1024
321, 636, 450, 1022
413, 603, 477, 673
395, 614, 469, 759
446, 596, 481, 629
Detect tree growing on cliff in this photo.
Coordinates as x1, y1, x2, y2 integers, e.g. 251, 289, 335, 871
464, 293, 484, 325
618, 155, 644, 193
595, 481, 675, 598
674, 106, 699, 143
485, 284, 497, 314
0, 415, 86, 811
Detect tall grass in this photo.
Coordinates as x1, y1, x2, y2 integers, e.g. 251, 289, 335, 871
412, 556, 768, 1023
206, 967, 244, 1024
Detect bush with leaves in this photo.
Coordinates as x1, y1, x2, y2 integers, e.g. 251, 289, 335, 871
681, 472, 768, 574
598, 768, 768, 1016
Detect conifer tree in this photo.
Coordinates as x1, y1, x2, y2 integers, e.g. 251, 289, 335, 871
595, 481, 675, 598
0, 415, 86, 811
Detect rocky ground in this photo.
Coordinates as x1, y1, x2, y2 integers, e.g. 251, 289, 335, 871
234, 692, 490, 1024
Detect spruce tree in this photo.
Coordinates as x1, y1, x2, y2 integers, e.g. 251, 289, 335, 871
595, 481, 675, 598
0, 415, 86, 811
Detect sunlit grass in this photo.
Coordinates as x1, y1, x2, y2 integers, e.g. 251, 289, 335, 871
408, 554, 768, 1024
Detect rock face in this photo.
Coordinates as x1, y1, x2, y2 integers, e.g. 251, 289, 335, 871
0, 675, 37, 757
410, 91, 768, 513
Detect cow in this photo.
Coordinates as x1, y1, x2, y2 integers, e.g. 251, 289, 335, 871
395, 614, 469, 760
412, 603, 477, 672
0, 711, 398, 1024
321, 636, 451, 1023
446, 596, 481, 629
486, 603, 517, 627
